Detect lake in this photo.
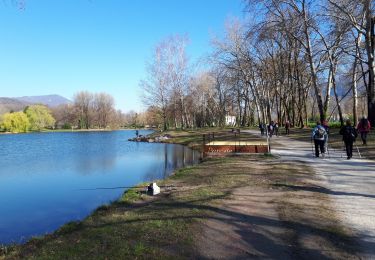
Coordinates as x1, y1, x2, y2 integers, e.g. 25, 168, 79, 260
0, 130, 200, 245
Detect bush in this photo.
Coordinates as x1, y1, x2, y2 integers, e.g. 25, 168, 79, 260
306, 121, 343, 129
328, 121, 342, 128
62, 123, 72, 129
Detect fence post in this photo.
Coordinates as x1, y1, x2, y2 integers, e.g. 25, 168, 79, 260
202, 134, 206, 158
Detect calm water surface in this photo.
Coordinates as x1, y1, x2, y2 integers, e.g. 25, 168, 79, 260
0, 130, 200, 245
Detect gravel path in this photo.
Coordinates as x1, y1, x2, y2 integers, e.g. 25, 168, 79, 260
246, 130, 375, 259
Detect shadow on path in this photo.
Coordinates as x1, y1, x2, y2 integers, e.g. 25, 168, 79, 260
272, 183, 375, 199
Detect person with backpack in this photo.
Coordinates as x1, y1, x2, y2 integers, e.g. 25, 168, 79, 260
357, 117, 371, 145
340, 119, 358, 160
311, 121, 327, 158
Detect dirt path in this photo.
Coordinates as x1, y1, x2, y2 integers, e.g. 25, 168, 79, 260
196, 130, 375, 259
252, 130, 375, 259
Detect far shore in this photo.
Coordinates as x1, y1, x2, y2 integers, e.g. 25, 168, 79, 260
0, 127, 158, 135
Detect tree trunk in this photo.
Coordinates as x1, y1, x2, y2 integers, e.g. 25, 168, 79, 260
324, 69, 333, 116
303, 3, 326, 122
364, 1, 375, 126
331, 62, 344, 126
352, 34, 361, 125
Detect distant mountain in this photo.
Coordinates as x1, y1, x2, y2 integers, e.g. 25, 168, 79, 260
15, 95, 71, 108
0, 97, 29, 115
0, 95, 71, 115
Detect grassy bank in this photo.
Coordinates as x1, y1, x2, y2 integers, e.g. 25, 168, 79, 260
2, 155, 258, 259
1, 128, 360, 259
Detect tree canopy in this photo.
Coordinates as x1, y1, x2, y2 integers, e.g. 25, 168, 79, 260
1, 111, 30, 133
24, 104, 55, 131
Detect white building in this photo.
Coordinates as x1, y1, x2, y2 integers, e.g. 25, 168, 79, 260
225, 115, 236, 126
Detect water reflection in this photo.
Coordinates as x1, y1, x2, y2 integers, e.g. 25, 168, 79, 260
143, 144, 198, 181
0, 130, 199, 244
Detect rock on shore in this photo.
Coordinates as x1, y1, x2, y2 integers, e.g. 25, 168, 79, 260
128, 134, 171, 143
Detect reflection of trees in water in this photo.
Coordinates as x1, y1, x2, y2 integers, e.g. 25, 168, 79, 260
143, 144, 200, 182
74, 133, 118, 175
71, 133, 199, 177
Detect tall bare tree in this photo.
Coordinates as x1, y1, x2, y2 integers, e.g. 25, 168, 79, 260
140, 34, 190, 130
327, 0, 375, 125
73, 91, 93, 129
93, 92, 115, 128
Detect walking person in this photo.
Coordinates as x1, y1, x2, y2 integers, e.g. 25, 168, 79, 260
340, 119, 358, 160
285, 120, 290, 135
322, 120, 330, 153
274, 122, 279, 136
311, 121, 327, 158
259, 123, 265, 136
268, 121, 274, 138
357, 117, 371, 145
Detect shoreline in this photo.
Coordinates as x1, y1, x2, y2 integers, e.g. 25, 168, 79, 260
0, 127, 157, 135
2, 128, 365, 259
0, 130, 199, 248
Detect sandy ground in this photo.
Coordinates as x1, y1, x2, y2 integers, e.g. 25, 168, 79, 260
196, 130, 374, 259
196, 187, 293, 259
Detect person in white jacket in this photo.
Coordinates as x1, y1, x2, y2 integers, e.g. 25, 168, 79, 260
311, 121, 327, 158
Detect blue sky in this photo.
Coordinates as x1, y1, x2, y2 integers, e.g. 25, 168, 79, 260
0, 0, 245, 112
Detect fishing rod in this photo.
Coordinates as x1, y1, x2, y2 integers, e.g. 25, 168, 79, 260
79, 185, 180, 191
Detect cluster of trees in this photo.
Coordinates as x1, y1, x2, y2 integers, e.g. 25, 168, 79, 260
0, 91, 125, 132
51, 91, 125, 129
140, 35, 228, 130
0, 105, 55, 133
140, 0, 374, 129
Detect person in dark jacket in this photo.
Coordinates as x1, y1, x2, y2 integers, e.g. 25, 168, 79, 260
285, 120, 290, 135
339, 119, 358, 159
274, 122, 279, 136
259, 123, 265, 136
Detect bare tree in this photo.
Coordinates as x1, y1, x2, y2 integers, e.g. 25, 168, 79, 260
327, 0, 375, 125
93, 92, 115, 128
51, 104, 77, 128
73, 91, 93, 129
189, 72, 218, 127
140, 34, 190, 130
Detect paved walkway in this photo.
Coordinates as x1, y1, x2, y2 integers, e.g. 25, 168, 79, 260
245, 130, 375, 259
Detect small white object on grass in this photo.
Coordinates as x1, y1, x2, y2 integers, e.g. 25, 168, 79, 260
147, 182, 160, 195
